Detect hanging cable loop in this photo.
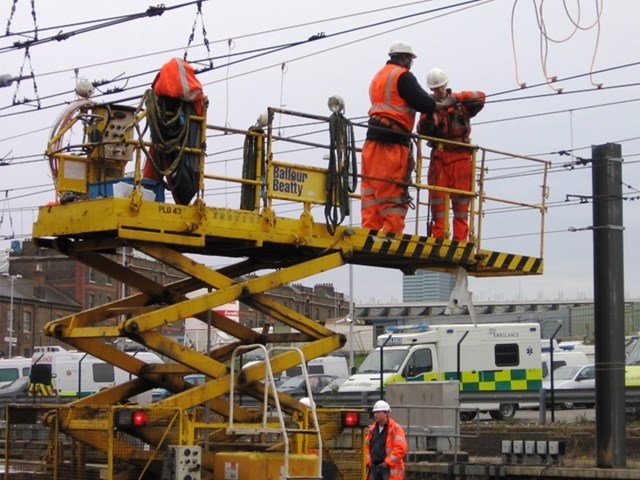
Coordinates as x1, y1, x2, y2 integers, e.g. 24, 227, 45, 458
325, 108, 358, 235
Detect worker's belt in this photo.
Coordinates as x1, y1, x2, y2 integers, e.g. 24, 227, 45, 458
370, 115, 409, 134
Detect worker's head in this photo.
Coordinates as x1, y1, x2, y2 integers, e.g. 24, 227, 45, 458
372, 400, 391, 423
426, 67, 449, 99
388, 41, 416, 68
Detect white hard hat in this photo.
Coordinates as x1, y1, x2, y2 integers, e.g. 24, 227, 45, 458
426, 68, 449, 89
372, 400, 391, 412
388, 41, 416, 59
300, 397, 315, 408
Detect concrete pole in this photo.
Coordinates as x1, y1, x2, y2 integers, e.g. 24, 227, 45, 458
348, 195, 355, 372
592, 143, 626, 468
348, 262, 355, 372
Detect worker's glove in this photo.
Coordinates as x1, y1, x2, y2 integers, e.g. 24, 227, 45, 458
435, 94, 458, 110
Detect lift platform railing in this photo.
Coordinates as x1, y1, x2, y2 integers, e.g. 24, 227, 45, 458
44, 99, 549, 260
200, 107, 550, 258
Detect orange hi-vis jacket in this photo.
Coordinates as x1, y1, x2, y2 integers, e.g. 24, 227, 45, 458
365, 417, 408, 480
368, 63, 417, 132
418, 90, 485, 145
152, 57, 205, 115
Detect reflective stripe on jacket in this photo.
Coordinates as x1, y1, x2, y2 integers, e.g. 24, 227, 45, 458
368, 64, 416, 132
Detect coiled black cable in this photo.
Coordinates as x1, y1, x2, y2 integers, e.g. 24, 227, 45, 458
325, 112, 358, 235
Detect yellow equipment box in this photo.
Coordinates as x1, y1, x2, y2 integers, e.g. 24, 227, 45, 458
213, 451, 319, 480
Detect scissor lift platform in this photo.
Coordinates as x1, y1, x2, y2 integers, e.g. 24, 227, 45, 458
24, 98, 549, 480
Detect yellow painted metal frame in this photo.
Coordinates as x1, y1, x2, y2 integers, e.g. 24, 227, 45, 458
32, 100, 550, 479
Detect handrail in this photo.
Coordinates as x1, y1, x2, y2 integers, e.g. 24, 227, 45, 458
44, 100, 550, 263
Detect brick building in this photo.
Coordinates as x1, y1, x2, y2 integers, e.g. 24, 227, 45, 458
2, 241, 352, 356
0, 268, 79, 358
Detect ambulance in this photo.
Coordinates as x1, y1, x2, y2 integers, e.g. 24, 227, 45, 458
338, 322, 542, 420
29, 345, 163, 402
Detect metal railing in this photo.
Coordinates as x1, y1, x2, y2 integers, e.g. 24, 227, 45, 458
313, 387, 640, 410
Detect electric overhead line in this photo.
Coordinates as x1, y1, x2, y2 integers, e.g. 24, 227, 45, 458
0, 0, 636, 129
1, 2, 639, 240
477, 97, 640, 126
0, 0, 488, 117
0, 2, 204, 53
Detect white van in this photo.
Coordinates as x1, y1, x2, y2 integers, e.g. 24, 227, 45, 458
244, 355, 349, 384
541, 350, 589, 378
281, 356, 349, 379
0, 357, 31, 387
30, 346, 163, 402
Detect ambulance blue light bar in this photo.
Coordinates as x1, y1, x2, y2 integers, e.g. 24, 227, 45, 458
384, 323, 430, 334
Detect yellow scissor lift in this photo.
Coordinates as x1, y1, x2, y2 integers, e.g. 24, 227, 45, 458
22, 95, 549, 480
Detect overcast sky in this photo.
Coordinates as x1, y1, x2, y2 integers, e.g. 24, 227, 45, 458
0, 0, 638, 305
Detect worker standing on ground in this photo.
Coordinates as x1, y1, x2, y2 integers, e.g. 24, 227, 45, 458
365, 400, 408, 480
361, 41, 452, 234
417, 68, 485, 242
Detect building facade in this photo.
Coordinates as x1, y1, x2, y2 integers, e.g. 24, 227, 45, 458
0, 269, 80, 358
402, 270, 455, 302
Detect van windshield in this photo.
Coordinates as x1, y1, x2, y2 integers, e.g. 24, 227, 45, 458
357, 350, 408, 374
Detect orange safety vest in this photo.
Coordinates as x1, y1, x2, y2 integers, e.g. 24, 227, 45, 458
419, 90, 485, 142
152, 58, 205, 115
368, 64, 416, 132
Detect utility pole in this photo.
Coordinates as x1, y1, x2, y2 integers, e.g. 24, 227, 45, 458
8, 276, 14, 358
3, 274, 21, 357
592, 143, 625, 468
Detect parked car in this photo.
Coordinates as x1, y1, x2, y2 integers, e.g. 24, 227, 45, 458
278, 374, 339, 398
152, 374, 206, 402
543, 364, 595, 409
0, 376, 29, 401
319, 376, 348, 394
541, 350, 590, 378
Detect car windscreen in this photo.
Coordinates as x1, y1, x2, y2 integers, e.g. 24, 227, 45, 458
279, 376, 304, 389
552, 366, 582, 380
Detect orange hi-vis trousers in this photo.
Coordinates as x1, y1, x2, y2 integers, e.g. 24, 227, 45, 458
361, 140, 411, 233
428, 148, 473, 241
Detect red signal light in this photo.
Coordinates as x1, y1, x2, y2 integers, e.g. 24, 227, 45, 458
341, 411, 368, 428
115, 409, 149, 429
132, 410, 148, 427
342, 412, 359, 427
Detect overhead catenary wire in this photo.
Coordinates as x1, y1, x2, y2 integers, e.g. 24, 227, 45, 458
0, 2, 204, 53
0, 0, 489, 116
0, 1, 636, 248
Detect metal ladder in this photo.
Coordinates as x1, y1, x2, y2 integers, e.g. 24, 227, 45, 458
228, 344, 323, 480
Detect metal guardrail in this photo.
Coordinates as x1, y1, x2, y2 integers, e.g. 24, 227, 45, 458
314, 387, 640, 408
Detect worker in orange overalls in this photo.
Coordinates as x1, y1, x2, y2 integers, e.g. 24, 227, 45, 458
417, 68, 485, 242
365, 400, 407, 480
361, 42, 453, 234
